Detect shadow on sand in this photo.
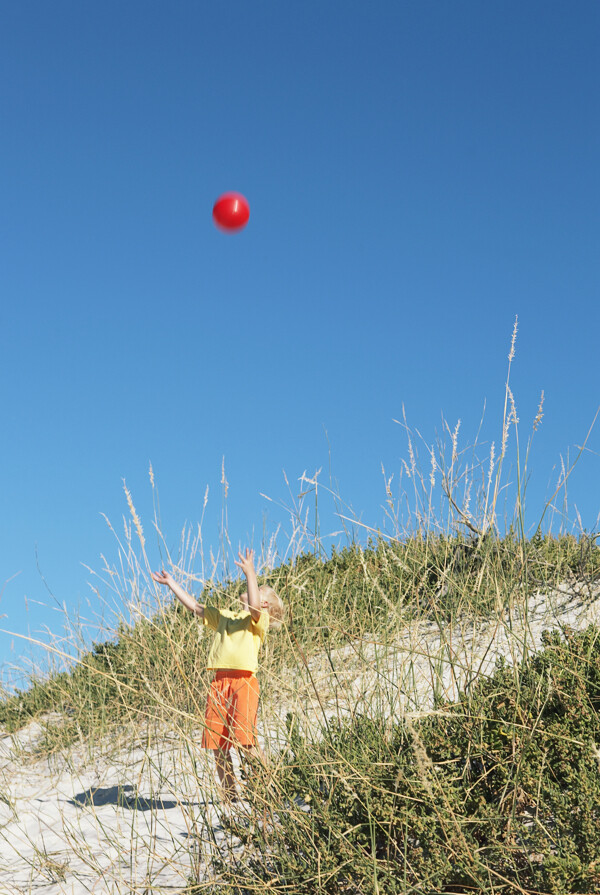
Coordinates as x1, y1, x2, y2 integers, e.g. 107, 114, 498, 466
69, 784, 202, 811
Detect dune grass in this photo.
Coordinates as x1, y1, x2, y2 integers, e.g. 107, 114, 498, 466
1, 530, 599, 746
1, 323, 600, 893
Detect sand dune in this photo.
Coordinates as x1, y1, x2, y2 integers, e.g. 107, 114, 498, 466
1, 577, 599, 893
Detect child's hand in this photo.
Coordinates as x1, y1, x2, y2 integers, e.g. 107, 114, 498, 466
151, 569, 174, 587
235, 548, 255, 579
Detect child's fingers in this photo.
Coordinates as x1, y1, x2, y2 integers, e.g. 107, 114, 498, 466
235, 549, 254, 570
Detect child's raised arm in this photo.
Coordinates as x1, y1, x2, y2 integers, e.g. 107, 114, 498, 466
151, 570, 204, 619
235, 549, 261, 621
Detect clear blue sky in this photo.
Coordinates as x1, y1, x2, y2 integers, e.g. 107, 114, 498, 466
1, 1, 599, 687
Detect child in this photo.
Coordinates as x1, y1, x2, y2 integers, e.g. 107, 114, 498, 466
151, 549, 283, 801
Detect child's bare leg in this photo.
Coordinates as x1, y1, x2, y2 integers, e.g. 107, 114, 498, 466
213, 748, 237, 800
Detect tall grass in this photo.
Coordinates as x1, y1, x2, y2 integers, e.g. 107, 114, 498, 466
1, 322, 599, 893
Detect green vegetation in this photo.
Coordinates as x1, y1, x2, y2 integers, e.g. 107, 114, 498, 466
210, 623, 600, 895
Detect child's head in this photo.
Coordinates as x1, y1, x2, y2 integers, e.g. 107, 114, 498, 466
259, 585, 285, 629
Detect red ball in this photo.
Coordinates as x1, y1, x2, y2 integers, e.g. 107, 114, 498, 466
212, 192, 250, 232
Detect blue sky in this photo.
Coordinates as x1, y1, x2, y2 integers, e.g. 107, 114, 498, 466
1, 1, 599, 687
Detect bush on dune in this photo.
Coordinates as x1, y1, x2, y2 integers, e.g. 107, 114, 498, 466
225, 624, 600, 895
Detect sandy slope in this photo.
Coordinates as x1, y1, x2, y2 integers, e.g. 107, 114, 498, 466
0, 721, 236, 893
1, 578, 599, 894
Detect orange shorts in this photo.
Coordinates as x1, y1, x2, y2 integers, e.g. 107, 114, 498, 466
202, 670, 259, 751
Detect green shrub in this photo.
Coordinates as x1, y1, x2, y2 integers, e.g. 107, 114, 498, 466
222, 624, 600, 895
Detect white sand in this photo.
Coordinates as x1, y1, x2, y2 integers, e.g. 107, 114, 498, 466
0, 723, 235, 893
1, 577, 599, 894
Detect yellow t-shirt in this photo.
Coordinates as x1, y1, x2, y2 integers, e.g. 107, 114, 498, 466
203, 607, 269, 672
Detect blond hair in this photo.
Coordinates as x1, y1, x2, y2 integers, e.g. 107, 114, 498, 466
259, 585, 285, 630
